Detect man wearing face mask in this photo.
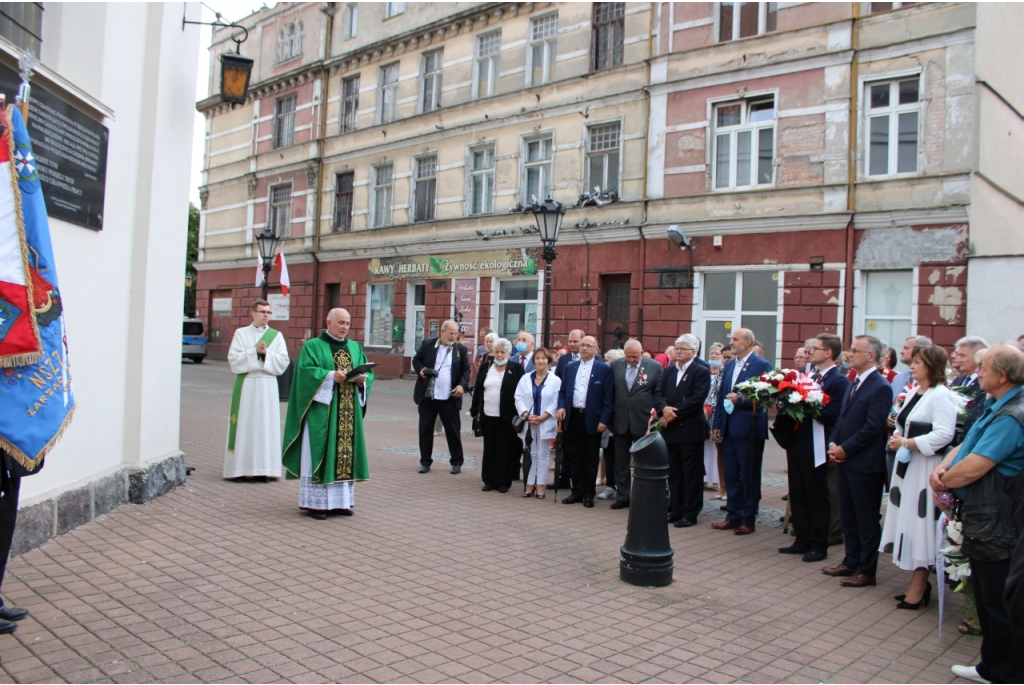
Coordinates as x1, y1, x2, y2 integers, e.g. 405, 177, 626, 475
712, 328, 773, 535
413, 320, 472, 474
511, 330, 536, 373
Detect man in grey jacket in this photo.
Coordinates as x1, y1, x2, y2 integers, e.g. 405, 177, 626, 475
608, 339, 663, 509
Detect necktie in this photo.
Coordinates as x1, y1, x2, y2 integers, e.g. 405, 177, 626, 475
626, 364, 638, 389
849, 377, 861, 397
573, 353, 579, 362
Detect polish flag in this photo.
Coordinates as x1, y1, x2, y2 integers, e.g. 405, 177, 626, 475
254, 251, 290, 296
0, 133, 41, 364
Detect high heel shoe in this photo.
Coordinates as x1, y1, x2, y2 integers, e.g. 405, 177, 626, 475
896, 582, 932, 610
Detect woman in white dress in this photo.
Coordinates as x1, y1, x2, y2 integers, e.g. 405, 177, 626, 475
880, 344, 957, 610
515, 348, 561, 499
703, 343, 725, 493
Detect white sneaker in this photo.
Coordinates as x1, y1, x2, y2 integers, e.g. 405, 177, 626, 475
597, 486, 615, 500
951, 665, 989, 684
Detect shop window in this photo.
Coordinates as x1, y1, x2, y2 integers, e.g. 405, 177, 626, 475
528, 13, 558, 86
421, 50, 443, 113
866, 77, 920, 177
700, 270, 778, 363
371, 163, 393, 228
368, 283, 394, 347
712, 97, 775, 190
333, 172, 354, 232
340, 74, 360, 133
718, 2, 777, 42
474, 30, 501, 99
863, 270, 913, 353
0, 3, 42, 56
413, 155, 437, 223
469, 145, 495, 215
497, 279, 539, 339
592, 2, 624, 71
587, 122, 620, 195
343, 4, 357, 39
377, 62, 399, 124
268, 184, 293, 237
274, 94, 297, 148
523, 135, 553, 204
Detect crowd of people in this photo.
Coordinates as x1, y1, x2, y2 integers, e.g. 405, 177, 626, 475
222, 298, 1024, 684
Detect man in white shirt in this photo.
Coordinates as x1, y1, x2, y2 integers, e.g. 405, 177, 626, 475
413, 321, 472, 474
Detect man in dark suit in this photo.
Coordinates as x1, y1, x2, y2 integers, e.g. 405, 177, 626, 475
823, 335, 893, 587
556, 335, 614, 507
0, 450, 36, 634
510, 330, 536, 373
712, 328, 773, 534
951, 336, 988, 444
554, 329, 584, 379
779, 334, 849, 562
608, 339, 664, 509
412, 320, 472, 474
656, 334, 711, 527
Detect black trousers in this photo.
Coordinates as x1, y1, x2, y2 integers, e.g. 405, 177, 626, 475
972, 556, 1024, 684
667, 441, 704, 523
786, 449, 830, 553
0, 473, 20, 604
480, 415, 517, 489
564, 410, 601, 498
551, 433, 571, 488
604, 436, 617, 490
838, 466, 884, 576
613, 431, 643, 502
418, 398, 464, 466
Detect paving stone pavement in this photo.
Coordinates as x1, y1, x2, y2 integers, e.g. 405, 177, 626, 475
0, 361, 981, 683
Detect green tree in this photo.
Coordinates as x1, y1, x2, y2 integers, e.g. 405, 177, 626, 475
184, 202, 199, 317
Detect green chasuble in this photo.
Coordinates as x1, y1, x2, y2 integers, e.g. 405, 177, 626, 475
282, 332, 373, 484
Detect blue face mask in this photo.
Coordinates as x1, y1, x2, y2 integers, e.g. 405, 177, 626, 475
710, 359, 723, 369
723, 398, 735, 415
494, 357, 509, 366
516, 342, 528, 354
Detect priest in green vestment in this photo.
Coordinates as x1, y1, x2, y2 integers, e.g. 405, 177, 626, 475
282, 308, 373, 519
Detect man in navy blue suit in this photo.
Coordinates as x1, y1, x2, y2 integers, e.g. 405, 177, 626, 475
712, 328, 774, 534
554, 329, 584, 379
556, 335, 614, 507
823, 335, 892, 587
779, 333, 849, 562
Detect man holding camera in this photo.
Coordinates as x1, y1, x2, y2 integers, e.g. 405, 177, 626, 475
413, 320, 472, 474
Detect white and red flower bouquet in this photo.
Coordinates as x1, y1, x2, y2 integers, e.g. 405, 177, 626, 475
734, 369, 832, 422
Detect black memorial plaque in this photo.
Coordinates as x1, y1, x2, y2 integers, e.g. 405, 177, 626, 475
0, 62, 108, 230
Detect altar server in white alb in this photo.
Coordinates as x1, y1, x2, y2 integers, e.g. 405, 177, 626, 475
223, 299, 290, 482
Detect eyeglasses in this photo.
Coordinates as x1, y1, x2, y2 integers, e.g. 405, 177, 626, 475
848, 348, 868, 355
813, 346, 827, 352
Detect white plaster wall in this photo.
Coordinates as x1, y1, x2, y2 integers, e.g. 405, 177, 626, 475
967, 256, 1024, 346
19, 3, 200, 502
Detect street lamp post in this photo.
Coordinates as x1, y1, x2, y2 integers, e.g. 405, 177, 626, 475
255, 227, 280, 301
530, 198, 566, 350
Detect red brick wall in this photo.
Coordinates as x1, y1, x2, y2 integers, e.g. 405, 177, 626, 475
916, 261, 968, 348
781, 270, 841, 360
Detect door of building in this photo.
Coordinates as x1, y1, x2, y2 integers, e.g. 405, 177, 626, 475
600, 275, 631, 352
405, 282, 426, 355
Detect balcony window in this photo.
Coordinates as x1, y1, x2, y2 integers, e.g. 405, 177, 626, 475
377, 62, 399, 124
474, 31, 501, 99
523, 136, 553, 203
592, 3, 624, 71
333, 172, 354, 232
421, 50, 443, 113
268, 184, 293, 237
372, 163, 394, 228
528, 13, 558, 86
273, 95, 297, 148
340, 75, 360, 133
413, 155, 437, 222
587, 123, 620, 195
469, 146, 495, 215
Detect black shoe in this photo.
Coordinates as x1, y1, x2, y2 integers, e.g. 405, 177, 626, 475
308, 511, 327, 520
609, 500, 630, 510
0, 618, 16, 634
0, 607, 27, 622
233, 476, 245, 482
335, 509, 353, 516
667, 515, 682, 523
583, 497, 595, 508
802, 551, 826, 562
496, 486, 509, 493
418, 465, 430, 474
256, 476, 270, 483
562, 494, 583, 505
720, 505, 728, 511
779, 545, 809, 555
673, 519, 694, 528
896, 582, 932, 610
450, 465, 461, 474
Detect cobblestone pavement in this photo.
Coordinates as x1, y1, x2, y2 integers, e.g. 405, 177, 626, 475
0, 361, 979, 683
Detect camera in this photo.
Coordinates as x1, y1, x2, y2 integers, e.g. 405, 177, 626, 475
422, 367, 439, 398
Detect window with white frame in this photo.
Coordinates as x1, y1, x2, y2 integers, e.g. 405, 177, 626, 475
413, 155, 437, 223
712, 98, 775, 190
869, 2, 918, 13
276, 21, 303, 61
371, 163, 394, 228
528, 13, 558, 86
592, 3, 624, 71
377, 62, 399, 124
498, 279, 540, 339
718, 2, 777, 42
469, 145, 495, 215
273, 94, 297, 148
383, 2, 404, 19
368, 283, 394, 347
340, 74, 360, 133
474, 31, 501, 100
862, 270, 913, 356
865, 77, 920, 177
523, 136, 553, 204
0, 3, 43, 56
421, 50, 443, 113
587, 122, 620, 195
268, 184, 293, 237
343, 4, 357, 39
333, 172, 354, 232
701, 270, 779, 363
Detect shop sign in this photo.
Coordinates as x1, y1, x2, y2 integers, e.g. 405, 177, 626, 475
454, 279, 477, 341
268, 294, 290, 320
212, 298, 232, 317
369, 247, 539, 281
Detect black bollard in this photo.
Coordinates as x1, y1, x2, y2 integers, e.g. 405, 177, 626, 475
620, 432, 674, 587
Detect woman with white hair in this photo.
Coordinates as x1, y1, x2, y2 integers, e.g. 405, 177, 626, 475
514, 347, 561, 498
470, 337, 524, 493
704, 342, 726, 495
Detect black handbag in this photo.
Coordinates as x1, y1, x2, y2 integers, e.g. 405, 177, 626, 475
472, 415, 483, 438
769, 413, 798, 450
